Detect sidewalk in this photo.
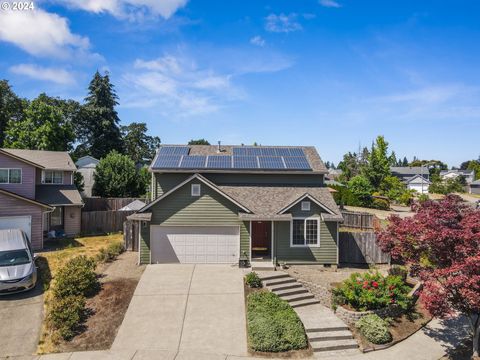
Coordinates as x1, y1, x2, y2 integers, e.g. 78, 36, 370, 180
3, 314, 470, 360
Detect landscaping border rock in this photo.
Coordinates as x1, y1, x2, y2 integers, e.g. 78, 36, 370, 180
335, 304, 404, 326
295, 279, 332, 308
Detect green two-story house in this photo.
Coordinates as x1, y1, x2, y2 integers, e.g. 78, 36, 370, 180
130, 144, 343, 267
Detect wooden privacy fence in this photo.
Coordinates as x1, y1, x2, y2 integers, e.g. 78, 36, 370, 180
81, 210, 135, 235
341, 211, 381, 230
83, 198, 147, 211
123, 220, 139, 251
339, 231, 390, 264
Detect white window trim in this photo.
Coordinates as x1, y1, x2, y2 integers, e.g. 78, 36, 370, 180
41, 170, 64, 185
290, 216, 320, 248
0, 168, 22, 184
301, 201, 310, 211
191, 183, 201, 197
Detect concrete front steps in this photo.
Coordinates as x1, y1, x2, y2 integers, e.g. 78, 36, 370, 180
257, 272, 360, 357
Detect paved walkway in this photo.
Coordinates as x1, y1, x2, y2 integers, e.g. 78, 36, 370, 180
0, 282, 44, 358
112, 264, 247, 357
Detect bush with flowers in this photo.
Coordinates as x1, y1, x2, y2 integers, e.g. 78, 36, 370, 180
332, 271, 412, 311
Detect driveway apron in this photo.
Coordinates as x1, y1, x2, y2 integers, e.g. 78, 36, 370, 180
112, 264, 247, 357
0, 284, 44, 357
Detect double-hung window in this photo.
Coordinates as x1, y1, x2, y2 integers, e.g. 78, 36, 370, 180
291, 218, 320, 247
0, 168, 22, 184
42, 170, 63, 184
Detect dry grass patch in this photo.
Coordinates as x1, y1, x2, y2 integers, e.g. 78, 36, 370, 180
37, 233, 123, 354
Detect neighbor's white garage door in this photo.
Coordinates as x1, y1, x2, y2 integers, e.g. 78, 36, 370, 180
150, 226, 240, 264
0, 216, 32, 241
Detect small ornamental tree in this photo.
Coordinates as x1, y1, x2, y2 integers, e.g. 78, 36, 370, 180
377, 195, 480, 356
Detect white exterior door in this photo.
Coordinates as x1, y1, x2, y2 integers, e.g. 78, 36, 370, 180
0, 216, 32, 241
150, 226, 240, 264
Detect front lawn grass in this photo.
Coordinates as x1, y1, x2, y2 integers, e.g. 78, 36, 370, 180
36, 233, 123, 354
246, 291, 308, 352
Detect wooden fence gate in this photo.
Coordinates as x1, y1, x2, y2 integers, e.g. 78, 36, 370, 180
339, 231, 390, 264
123, 220, 139, 251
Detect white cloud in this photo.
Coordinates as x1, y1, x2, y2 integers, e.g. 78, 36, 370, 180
9, 63, 75, 85
265, 13, 302, 33
319, 0, 341, 8
0, 7, 89, 58
250, 36, 265, 47
57, 0, 188, 20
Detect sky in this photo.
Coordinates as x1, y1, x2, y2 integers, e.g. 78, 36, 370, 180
0, 0, 479, 167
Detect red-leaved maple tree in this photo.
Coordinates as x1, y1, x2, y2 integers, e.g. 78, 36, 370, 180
377, 195, 480, 356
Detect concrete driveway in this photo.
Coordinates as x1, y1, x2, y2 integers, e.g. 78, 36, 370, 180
0, 284, 43, 357
112, 264, 247, 358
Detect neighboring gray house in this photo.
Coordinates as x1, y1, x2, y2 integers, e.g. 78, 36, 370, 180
75, 155, 99, 198
0, 149, 83, 249
469, 180, 480, 195
440, 169, 475, 184
129, 145, 343, 267
391, 166, 431, 193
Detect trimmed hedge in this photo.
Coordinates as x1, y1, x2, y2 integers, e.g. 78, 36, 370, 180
53, 256, 99, 298
47, 295, 86, 340
247, 291, 307, 352
356, 314, 392, 344
245, 272, 262, 288
96, 241, 125, 263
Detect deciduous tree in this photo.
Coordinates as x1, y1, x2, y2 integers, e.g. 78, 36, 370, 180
0, 80, 26, 147
377, 195, 480, 356
121, 122, 160, 165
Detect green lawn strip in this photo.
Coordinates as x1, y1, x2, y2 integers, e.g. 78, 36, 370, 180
246, 291, 308, 352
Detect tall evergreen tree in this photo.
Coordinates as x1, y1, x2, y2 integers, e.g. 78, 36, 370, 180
76, 71, 123, 159
0, 80, 26, 147
362, 135, 391, 189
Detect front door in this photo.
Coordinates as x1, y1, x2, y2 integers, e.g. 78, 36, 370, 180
251, 221, 271, 259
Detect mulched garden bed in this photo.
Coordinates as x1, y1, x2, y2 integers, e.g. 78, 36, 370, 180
351, 302, 432, 352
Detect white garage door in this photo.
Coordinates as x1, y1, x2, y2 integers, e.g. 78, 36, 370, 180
151, 226, 240, 264
0, 216, 32, 242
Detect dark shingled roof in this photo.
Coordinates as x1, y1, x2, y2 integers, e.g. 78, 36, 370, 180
1, 149, 77, 170
218, 185, 343, 221
35, 185, 83, 206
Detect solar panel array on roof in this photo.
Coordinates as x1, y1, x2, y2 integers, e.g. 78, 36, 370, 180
151, 146, 312, 170
159, 146, 190, 155
283, 156, 311, 169
232, 147, 305, 157
179, 155, 206, 168
207, 155, 232, 168
153, 155, 182, 168
232, 156, 258, 169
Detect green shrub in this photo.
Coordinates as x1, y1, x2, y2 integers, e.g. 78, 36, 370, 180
332, 271, 412, 311
47, 295, 86, 340
53, 256, 99, 298
96, 241, 125, 263
356, 314, 392, 344
247, 291, 307, 352
245, 272, 262, 288
371, 197, 390, 210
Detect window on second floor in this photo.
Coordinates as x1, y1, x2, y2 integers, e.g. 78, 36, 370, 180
0, 168, 22, 184
42, 170, 63, 184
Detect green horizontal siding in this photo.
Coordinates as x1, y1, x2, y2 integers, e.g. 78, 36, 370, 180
141, 178, 250, 263
274, 201, 338, 264
154, 173, 190, 196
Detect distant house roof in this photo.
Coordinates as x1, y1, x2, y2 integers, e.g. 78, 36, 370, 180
150, 145, 328, 174
391, 166, 428, 176
75, 155, 100, 169
119, 200, 146, 211
405, 174, 432, 184
0, 148, 77, 171
35, 185, 83, 206
440, 169, 474, 176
